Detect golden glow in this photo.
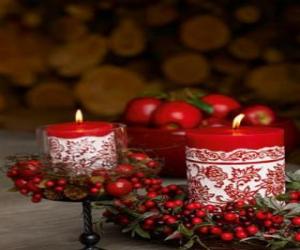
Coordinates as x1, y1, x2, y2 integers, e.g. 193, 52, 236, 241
75, 109, 83, 123
232, 114, 245, 129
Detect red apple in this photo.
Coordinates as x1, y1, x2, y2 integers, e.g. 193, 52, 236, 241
152, 101, 203, 129
201, 94, 241, 119
124, 97, 162, 126
242, 105, 276, 126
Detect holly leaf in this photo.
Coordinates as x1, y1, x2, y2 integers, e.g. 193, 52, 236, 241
286, 206, 300, 217
180, 238, 196, 250
134, 224, 151, 239
165, 231, 181, 241
178, 224, 193, 238
287, 182, 300, 190
269, 240, 289, 250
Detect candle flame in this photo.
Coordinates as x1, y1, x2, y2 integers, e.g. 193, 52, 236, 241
232, 114, 245, 129
75, 109, 83, 123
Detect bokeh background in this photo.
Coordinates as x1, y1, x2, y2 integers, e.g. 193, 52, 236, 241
0, 0, 299, 135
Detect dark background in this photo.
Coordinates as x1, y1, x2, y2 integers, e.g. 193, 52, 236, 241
0, 0, 299, 133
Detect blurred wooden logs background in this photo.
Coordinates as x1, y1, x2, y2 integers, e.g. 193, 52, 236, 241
0, 0, 299, 133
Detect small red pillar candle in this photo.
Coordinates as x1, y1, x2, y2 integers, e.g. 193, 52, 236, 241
45, 110, 117, 175
186, 114, 285, 205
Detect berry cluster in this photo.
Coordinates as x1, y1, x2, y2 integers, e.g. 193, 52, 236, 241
6, 152, 161, 203
103, 179, 300, 250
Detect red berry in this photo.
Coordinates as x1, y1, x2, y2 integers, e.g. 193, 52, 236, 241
133, 183, 142, 189
115, 164, 134, 174
32, 177, 42, 184
236, 231, 248, 239
197, 226, 209, 234
264, 220, 273, 228
144, 218, 155, 226
292, 216, 300, 226
7, 168, 19, 178
271, 215, 284, 224
255, 211, 267, 220
166, 216, 177, 225
57, 179, 67, 186
224, 212, 238, 222
15, 179, 28, 189
145, 200, 156, 209
174, 200, 183, 207
45, 180, 55, 188
246, 225, 259, 235
147, 192, 158, 199
128, 152, 148, 161
294, 232, 300, 242
19, 163, 40, 178
31, 193, 42, 203
235, 200, 245, 209
147, 160, 159, 168
289, 192, 299, 200
196, 210, 206, 218
94, 182, 102, 189
167, 184, 178, 191
165, 201, 176, 209
135, 172, 145, 178
205, 204, 216, 212
192, 217, 203, 225
105, 179, 133, 197
221, 232, 234, 241
186, 203, 197, 210
90, 187, 100, 195
20, 188, 29, 195
55, 186, 64, 192
26, 181, 40, 192
210, 226, 222, 235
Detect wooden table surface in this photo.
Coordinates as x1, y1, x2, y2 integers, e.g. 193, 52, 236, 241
0, 131, 298, 250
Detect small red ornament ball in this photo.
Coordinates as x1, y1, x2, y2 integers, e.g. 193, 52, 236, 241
294, 232, 300, 242
292, 216, 300, 226
246, 225, 259, 235
221, 232, 234, 241
106, 179, 133, 197
224, 212, 238, 222
115, 164, 134, 174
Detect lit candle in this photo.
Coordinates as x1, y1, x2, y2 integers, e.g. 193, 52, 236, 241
186, 114, 285, 205
45, 110, 118, 175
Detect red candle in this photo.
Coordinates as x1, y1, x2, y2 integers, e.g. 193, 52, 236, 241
186, 114, 285, 205
45, 110, 118, 175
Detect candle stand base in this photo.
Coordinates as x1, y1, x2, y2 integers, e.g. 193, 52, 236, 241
80, 200, 104, 250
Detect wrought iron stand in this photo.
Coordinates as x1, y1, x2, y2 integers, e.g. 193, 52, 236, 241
79, 200, 102, 250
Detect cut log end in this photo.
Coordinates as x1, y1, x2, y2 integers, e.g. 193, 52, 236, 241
26, 82, 76, 109
235, 5, 261, 24
229, 37, 260, 60
75, 65, 146, 116
162, 52, 210, 85
180, 15, 230, 51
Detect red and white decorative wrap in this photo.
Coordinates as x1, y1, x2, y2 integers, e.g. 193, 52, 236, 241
46, 120, 118, 175
186, 126, 285, 206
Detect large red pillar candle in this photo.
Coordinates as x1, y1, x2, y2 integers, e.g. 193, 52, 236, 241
186, 115, 285, 205
45, 110, 118, 175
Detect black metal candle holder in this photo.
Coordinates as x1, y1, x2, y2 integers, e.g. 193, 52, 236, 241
80, 200, 102, 250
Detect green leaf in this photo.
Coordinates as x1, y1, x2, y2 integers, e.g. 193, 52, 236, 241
178, 224, 193, 238
187, 97, 213, 114
286, 206, 300, 217
287, 182, 300, 190
180, 238, 195, 250
270, 240, 289, 250
195, 236, 211, 250
165, 231, 181, 241
134, 224, 151, 239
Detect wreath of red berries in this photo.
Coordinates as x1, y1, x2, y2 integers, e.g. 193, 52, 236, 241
4, 153, 300, 250
99, 170, 300, 250
5, 151, 161, 202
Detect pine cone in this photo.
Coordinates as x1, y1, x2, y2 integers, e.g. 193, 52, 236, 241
44, 189, 63, 201
64, 186, 88, 201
